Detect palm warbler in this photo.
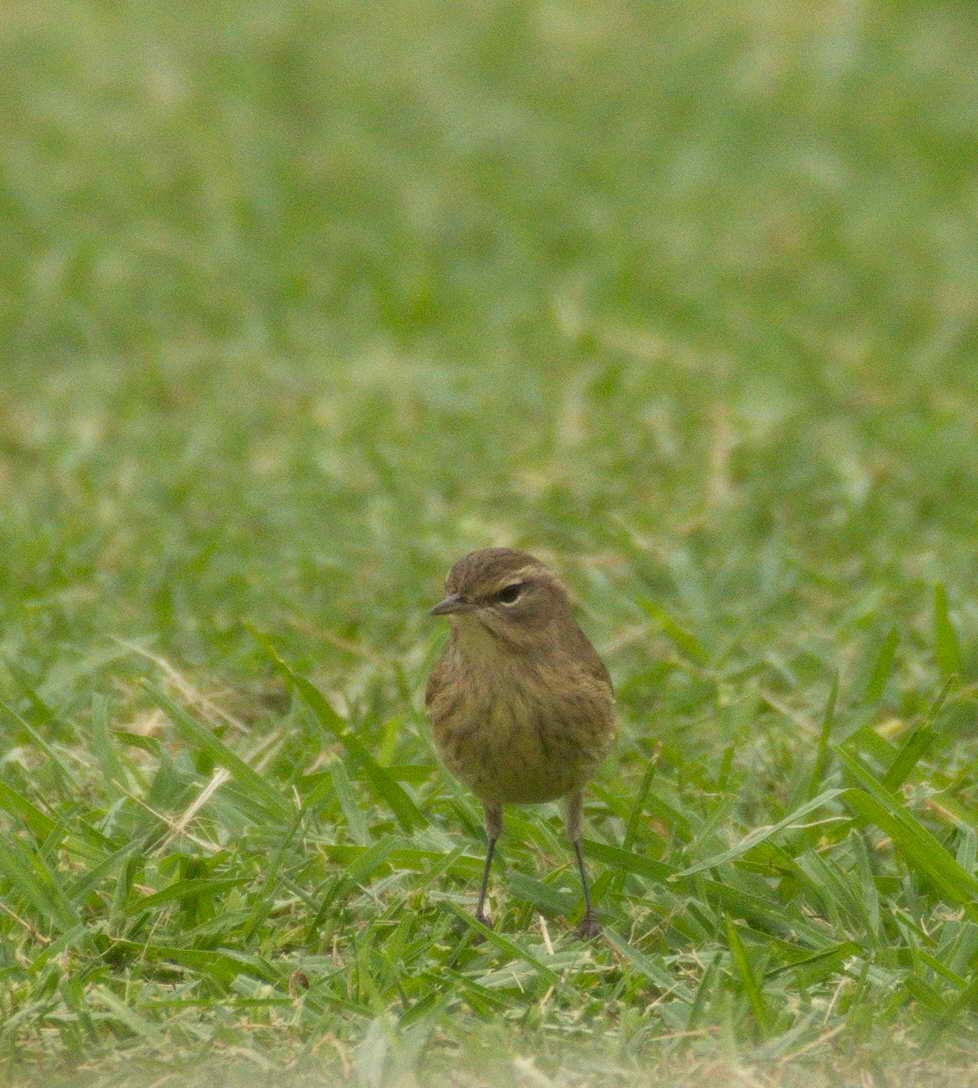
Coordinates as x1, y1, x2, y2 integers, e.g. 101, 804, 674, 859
426, 548, 615, 937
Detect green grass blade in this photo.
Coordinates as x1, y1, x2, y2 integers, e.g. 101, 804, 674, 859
582, 839, 673, 883
622, 756, 659, 853
442, 902, 568, 993
674, 789, 849, 879
97, 941, 281, 987
243, 804, 307, 942
329, 758, 370, 846
251, 631, 426, 832
0, 699, 71, 797
806, 673, 838, 801
764, 940, 862, 982
91, 986, 166, 1049
90, 692, 125, 795
636, 598, 708, 665
882, 677, 954, 791
0, 836, 79, 932
604, 929, 693, 1002
725, 915, 772, 1038
68, 841, 143, 906
506, 872, 575, 915
865, 629, 898, 703
0, 778, 57, 841
837, 747, 978, 907
147, 683, 293, 821
131, 877, 249, 912
933, 584, 962, 679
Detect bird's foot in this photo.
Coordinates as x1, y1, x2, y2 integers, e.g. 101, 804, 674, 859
575, 911, 601, 940
474, 909, 492, 929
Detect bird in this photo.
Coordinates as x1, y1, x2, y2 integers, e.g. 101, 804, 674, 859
425, 547, 615, 937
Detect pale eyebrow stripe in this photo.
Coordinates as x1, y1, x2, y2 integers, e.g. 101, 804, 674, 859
499, 566, 542, 583
491, 566, 554, 592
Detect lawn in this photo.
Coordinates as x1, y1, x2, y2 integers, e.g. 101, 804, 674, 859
2, 1, 978, 1084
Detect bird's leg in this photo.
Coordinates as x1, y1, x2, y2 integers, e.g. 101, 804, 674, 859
566, 789, 600, 938
475, 802, 502, 927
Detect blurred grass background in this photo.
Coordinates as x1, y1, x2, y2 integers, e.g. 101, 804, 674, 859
2, 1, 978, 1085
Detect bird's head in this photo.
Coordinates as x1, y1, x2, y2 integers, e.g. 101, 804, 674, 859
429, 547, 573, 650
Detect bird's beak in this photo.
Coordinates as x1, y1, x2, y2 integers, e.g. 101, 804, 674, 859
429, 593, 471, 616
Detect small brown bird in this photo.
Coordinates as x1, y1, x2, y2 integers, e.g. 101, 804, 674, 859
425, 548, 615, 937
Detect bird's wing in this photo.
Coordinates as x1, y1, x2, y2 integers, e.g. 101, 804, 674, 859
572, 623, 614, 695
425, 655, 449, 709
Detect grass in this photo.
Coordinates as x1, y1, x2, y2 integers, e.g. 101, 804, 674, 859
2, 0, 978, 1084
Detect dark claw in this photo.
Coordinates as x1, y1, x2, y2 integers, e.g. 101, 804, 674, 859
575, 912, 601, 940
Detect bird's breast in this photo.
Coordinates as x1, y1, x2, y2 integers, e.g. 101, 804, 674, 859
428, 652, 614, 805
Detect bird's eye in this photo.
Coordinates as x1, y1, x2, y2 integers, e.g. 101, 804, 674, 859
497, 583, 524, 605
